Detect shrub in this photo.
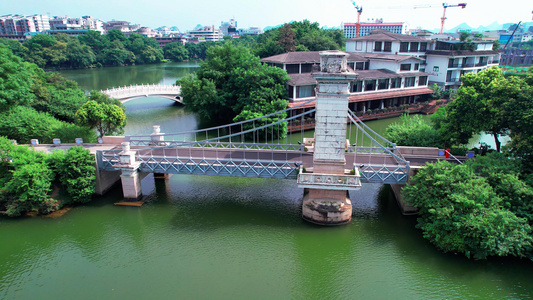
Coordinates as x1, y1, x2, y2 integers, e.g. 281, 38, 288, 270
403, 160, 533, 259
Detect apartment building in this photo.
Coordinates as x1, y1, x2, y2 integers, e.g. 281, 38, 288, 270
345, 29, 500, 89
0, 14, 50, 36
342, 21, 407, 38
187, 25, 222, 42
425, 40, 500, 89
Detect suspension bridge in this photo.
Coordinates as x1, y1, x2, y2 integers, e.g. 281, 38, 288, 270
101, 84, 182, 103
95, 51, 460, 225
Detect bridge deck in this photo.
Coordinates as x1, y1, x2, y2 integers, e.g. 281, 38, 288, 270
98, 146, 459, 184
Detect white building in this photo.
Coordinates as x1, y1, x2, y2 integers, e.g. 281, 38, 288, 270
342, 21, 407, 38
0, 14, 51, 36
425, 40, 501, 89
345, 29, 501, 90
187, 25, 222, 42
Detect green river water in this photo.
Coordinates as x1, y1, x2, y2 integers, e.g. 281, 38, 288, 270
0, 62, 531, 299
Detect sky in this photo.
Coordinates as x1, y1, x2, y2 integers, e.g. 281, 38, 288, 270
2, 0, 531, 32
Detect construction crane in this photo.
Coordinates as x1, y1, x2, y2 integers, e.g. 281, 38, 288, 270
351, 0, 363, 37
440, 3, 467, 34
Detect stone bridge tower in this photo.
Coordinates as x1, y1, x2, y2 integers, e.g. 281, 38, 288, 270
299, 51, 359, 225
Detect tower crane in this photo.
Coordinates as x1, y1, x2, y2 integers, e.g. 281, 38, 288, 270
440, 3, 467, 34
351, 1, 363, 37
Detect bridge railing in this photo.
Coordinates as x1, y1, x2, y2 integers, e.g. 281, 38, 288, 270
126, 98, 318, 148
101, 84, 181, 99
346, 109, 410, 184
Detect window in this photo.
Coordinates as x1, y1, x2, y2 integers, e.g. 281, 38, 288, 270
400, 64, 411, 71
355, 41, 362, 51
433, 66, 439, 72
409, 42, 419, 52
286, 64, 299, 74
296, 85, 315, 98
404, 77, 415, 87
419, 42, 427, 51
301, 64, 313, 73
355, 62, 365, 70
348, 62, 355, 70
365, 62, 370, 70
288, 85, 294, 98
374, 41, 382, 52
351, 81, 363, 93
390, 78, 401, 89
414, 63, 419, 71
364, 80, 376, 91
400, 42, 409, 52
418, 76, 428, 86
378, 79, 389, 90
448, 58, 455, 68
384, 42, 392, 52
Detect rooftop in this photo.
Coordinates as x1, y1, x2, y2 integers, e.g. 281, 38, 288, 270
287, 69, 430, 86
360, 53, 424, 62
426, 50, 499, 56
261, 51, 367, 64
346, 29, 426, 42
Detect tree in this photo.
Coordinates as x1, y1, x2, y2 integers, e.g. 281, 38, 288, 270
0, 48, 36, 112
0, 106, 96, 144
75, 100, 126, 137
66, 39, 96, 68
163, 42, 189, 62
385, 113, 442, 147
30, 70, 88, 122
278, 24, 296, 52
439, 67, 510, 151
0, 141, 55, 217
403, 160, 533, 259
253, 20, 343, 58
47, 147, 95, 204
178, 43, 289, 134
428, 83, 445, 100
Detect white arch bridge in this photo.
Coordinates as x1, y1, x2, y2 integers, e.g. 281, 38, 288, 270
101, 84, 182, 103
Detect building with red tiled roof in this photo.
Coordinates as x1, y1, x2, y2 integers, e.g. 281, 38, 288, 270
261, 50, 432, 119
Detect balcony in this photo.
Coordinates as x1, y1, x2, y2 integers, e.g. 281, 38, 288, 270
489, 60, 500, 65
475, 62, 488, 67
446, 77, 461, 84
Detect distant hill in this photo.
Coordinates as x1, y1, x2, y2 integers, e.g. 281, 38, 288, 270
441, 21, 533, 33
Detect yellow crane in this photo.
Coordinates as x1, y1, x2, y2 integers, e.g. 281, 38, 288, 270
440, 3, 467, 34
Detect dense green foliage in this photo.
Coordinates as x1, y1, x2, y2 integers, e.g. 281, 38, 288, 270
0, 46, 124, 143
0, 48, 37, 112
0, 20, 344, 69
387, 68, 533, 259
0, 30, 163, 69
0, 106, 97, 144
46, 146, 96, 204
438, 68, 512, 151
403, 158, 533, 260
0, 137, 55, 216
30, 70, 88, 122
163, 42, 189, 62
254, 20, 344, 58
385, 113, 442, 147
0, 137, 96, 216
178, 43, 289, 136
75, 100, 127, 137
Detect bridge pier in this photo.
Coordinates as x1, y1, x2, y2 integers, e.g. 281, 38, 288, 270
299, 51, 358, 225
115, 142, 143, 200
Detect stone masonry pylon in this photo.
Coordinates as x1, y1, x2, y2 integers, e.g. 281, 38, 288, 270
300, 51, 359, 225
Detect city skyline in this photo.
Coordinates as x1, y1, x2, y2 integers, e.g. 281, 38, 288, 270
1, 0, 530, 32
